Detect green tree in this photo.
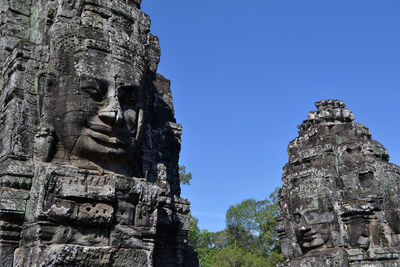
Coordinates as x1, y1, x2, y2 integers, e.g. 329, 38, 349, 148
257, 187, 281, 256
188, 213, 201, 248
225, 188, 283, 266
179, 165, 192, 185
187, 187, 283, 267
211, 246, 272, 267
188, 214, 227, 267
226, 199, 260, 252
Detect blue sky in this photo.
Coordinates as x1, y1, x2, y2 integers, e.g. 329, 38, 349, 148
141, 1, 400, 232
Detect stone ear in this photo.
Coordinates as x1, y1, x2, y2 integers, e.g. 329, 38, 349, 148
35, 71, 58, 162
34, 126, 56, 162
36, 71, 58, 119
44, 72, 59, 94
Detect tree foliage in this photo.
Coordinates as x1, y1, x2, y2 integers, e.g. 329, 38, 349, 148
211, 246, 279, 267
187, 187, 283, 267
179, 165, 192, 185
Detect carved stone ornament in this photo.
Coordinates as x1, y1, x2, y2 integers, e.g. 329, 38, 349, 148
277, 100, 400, 266
0, 0, 197, 266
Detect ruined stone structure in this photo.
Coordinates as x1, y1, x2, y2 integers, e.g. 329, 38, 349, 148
276, 100, 400, 266
0, 1, 196, 266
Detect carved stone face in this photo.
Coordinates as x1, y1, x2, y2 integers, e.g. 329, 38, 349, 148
47, 49, 144, 171
345, 214, 370, 248
293, 208, 335, 252
288, 192, 337, 254
385, 207, 400, 234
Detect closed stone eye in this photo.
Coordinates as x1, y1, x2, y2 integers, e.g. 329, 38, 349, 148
82, 87, 101, 96
81, 86, 104, 101
80, 79, 106, 101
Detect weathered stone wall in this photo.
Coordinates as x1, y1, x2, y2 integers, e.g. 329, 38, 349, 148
277, 100, 400, 266
0, 1, 196, 266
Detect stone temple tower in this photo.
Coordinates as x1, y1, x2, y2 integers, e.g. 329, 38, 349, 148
0, 1, 196, 266
277, 100, 400, 266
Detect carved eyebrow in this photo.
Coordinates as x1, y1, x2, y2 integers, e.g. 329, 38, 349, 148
117, 84, 139, 89
79, 76, 108, 92
80, 79, 99, 89
117, 84, 139, 96
303, 211, 335, 224
116, 81, 139, 88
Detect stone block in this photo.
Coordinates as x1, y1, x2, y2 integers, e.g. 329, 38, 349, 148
77, 203, 114, 226
111, 248, 151, 267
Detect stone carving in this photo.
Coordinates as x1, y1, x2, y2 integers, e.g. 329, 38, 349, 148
277, 100, 400, 266
0, 1, 197, 266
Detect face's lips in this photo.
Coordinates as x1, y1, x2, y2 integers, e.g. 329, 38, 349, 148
85, 124, 130, 147
87, 123, 113, 135
302, 230, 317, 238
298, 228, 319, 243
301, 233, 323, 248
309, 237, 325, 248
302, 233, 318, 242
89, 131, 128, 147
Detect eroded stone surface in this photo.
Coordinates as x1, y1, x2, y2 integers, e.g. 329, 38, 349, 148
0, 1, 197, 266
277, 100, 400, 266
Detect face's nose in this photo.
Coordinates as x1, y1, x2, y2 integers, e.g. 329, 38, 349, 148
98, 96, 123, 126
299, 225, 311, 232
295, 215, 312, 234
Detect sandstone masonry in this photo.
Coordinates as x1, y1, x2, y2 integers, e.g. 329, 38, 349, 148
0, 1, 196, 266
277, 100, 400, 266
